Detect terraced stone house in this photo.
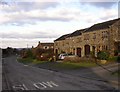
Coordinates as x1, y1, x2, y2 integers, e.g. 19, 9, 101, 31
54, 18, 120, 57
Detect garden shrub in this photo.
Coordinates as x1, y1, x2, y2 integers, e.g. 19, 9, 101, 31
117, 55, 120, 63
63, 56, 94, 63
97, 51, 109, 60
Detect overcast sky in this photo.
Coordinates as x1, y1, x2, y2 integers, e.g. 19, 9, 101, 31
0, 0, 119, 48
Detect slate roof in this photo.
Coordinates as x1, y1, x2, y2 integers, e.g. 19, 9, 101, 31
85, 18, 120, 32
67, 28, 88, 37
40, 43, 54, 46
54, 34, 71, 41
54, 18, 120, 41
36, 43, 54, 48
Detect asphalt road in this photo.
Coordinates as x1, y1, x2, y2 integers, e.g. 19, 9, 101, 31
2, 56, 117, 91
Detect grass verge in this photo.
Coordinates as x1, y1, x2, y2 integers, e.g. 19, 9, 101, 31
18, 57, 34, 64
18, 57, 46, 65
18, 58, 97, 69
52, 62, 97, 69
111, 70, 120, 77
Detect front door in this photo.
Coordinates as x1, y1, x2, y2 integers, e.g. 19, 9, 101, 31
77, 48, 81, 57
85, 45, 90, 56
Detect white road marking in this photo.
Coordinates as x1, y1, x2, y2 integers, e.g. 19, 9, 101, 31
12, 84, 28, 90
42, 81, 59, 87
33, 83, 47, 90
13, 85, 25, 90
33, 81, 59, 90
24, 65, 28, 66
22, 84, 28, 90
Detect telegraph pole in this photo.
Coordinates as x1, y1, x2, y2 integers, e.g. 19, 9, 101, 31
27, 44, 28, 49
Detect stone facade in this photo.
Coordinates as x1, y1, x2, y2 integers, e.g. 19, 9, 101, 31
36, 41, 54, 50
54, 18, 120, 57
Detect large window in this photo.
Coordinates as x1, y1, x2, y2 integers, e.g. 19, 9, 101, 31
102, 45, 108, 50
77, 37, 82, 42
93, 33, 96, 39
102, 31, 108, 39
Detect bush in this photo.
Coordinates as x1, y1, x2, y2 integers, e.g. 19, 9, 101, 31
37, 53, 55, 61
63, 56, 94, 63
97, 51, 109, 60
108, 56, 118, 62
117, 55, 120, 63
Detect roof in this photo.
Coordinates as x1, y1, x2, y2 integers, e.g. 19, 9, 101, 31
40, 43, 54, 46
36, 42, 54, 48
54, 34, 71, 41
67, 28, 87, 37
85, 18, 120, 32
54, 18, 120, 41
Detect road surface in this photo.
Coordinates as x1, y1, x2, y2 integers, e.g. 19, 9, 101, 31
2, 56, 117, 91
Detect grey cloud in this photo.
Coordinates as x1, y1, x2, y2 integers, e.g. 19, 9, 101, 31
81, 2, 117, 8
2, 17, 71, 26
0, 1, 59, 12
0, 1, 73, 25
2, 12, 72, 26
1, 31, 59, 39
16, 2, 59, 11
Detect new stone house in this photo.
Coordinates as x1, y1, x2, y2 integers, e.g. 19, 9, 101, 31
54, 18, 120, 57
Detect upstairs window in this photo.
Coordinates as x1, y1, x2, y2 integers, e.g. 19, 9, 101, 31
102, 31, 108, 39
84, 34, 90, 40
93, 33, 96, 39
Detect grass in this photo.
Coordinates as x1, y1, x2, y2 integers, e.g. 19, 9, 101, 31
18, 57, 34, 64
107, 56, 118, 62
52, 62, 97, 69
111, 70, 120, 77
18, 57, 97, 69
32, 59, 48, 64
18, 57, 47, 65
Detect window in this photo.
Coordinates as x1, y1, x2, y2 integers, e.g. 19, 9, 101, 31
44, 46, 48, 49
93, 33, 96, 39
102, 45, 108, 50
66, 42, 69, 45
106, 46, 108, 50
77, 37, 82, 42
51, 46, 53, 48
84, 34, 89, 40
55, 43, 58, 46
102, 31, 108, 39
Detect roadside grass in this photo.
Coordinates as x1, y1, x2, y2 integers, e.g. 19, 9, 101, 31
18, 57, 34, 64
32, 59, 48, 64
52, 62, 97, 69
111, 70, 120, 77
18, 57, 47, 65
107, 56, 118, 61
18, 58, 97, 69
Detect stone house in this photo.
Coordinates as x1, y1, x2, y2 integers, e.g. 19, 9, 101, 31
54, 18, 120, 57
36, 41, 54, 50
54, 34, 71, 54
32, 41, 54, 59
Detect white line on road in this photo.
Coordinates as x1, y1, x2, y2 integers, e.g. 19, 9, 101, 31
33, 81, 59, 90
12, 84, 29, 90
24, 65, 28, 67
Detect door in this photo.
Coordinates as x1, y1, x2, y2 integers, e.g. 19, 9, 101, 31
85, 45, 90, 56
77, 48, 81, 57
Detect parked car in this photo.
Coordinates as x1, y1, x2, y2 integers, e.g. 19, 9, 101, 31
58, 53, 68, 60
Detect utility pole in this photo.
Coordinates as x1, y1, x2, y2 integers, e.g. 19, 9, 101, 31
27, 44, 28, 49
